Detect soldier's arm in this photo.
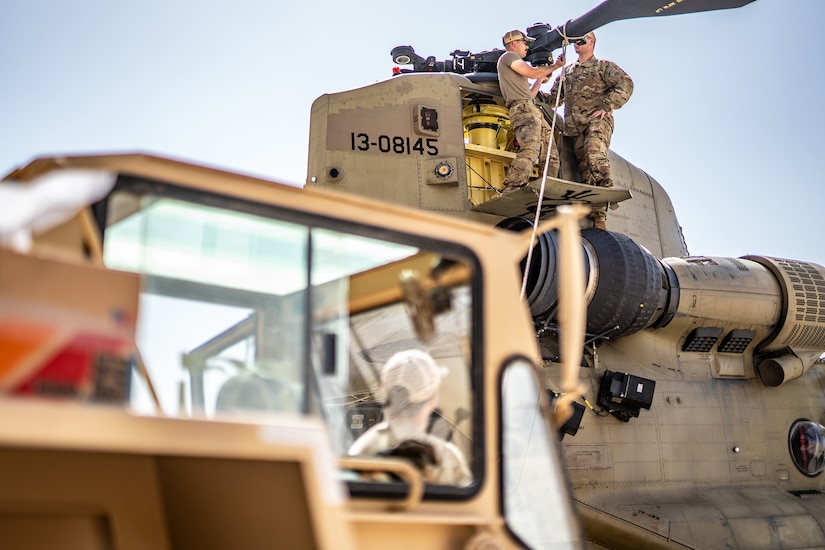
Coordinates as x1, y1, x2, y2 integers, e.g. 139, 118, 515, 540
509, 58, 557, 81
602, 61, 634, 111
530, 76, 546, 98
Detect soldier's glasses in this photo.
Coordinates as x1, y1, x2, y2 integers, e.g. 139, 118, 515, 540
574, 38, 588, 46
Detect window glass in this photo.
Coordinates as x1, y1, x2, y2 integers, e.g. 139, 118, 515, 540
102, 184, 476, 490
502, 359, 579, 547
789, 419, 825, 477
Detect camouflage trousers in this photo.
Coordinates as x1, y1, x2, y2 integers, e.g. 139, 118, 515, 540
572, 117, 614, 221
503, 101, 560, 188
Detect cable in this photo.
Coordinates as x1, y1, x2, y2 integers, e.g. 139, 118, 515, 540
520, 37, 571, 300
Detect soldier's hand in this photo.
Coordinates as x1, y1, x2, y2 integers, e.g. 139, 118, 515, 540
554, 54, 565, 68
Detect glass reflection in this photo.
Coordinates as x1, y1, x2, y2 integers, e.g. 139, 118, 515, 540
789, 419, 825, 477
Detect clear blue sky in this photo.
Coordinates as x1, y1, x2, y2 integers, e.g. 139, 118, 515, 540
1, 0, 823, 266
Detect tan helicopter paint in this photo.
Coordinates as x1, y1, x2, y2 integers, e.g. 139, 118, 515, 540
307, 73, 688, 259
306, 72, 825, 549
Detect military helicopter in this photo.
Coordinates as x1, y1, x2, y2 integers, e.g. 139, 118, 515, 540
306, 0, 825, 547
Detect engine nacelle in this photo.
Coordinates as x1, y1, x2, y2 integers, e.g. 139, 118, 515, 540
503, 221, 825, 383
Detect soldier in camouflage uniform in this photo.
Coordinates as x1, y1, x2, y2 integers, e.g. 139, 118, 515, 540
496, 30, 564, 196
548, 31, 633, 229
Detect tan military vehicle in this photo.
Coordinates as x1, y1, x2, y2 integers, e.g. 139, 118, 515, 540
305, 0, 825, 548
0, 153, 585, 549
4, 1, 824, 549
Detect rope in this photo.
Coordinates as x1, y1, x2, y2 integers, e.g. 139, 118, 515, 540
520, 34, 571, 300
557, 20, 588, 44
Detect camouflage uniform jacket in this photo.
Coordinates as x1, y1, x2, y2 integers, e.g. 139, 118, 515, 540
548, 56, 633, 137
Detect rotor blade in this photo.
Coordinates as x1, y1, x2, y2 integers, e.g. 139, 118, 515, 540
532, 0, 758, 51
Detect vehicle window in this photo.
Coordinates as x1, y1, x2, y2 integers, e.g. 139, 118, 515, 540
102, 182, 476, 491
501, 359, 579, 547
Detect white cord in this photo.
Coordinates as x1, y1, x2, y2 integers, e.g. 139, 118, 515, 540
520, 35, 571, 300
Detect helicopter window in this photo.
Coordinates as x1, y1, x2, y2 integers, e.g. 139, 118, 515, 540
788, 419, 825, 477
101, 181, 479, 494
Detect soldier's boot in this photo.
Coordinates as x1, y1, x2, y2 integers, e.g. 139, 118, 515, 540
590, 174, 613, 188
500, 183, 527, 197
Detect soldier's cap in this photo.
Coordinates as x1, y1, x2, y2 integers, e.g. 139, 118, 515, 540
380, 349, 448, 404
502, 30, 535, 46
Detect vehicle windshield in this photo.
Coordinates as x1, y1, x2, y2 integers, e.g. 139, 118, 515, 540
101, 178, 478, 493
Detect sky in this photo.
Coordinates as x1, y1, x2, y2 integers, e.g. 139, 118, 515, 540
1, 0, 823, 266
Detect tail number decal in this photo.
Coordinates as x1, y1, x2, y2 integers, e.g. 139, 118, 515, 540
351, 133, 438, 156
